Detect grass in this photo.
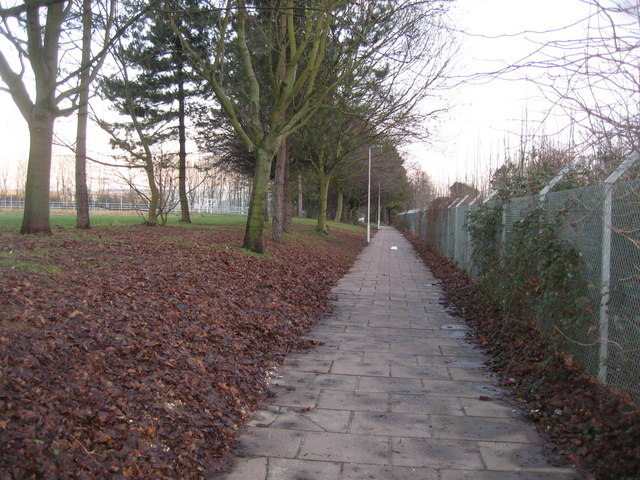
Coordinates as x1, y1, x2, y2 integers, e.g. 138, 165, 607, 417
239, 248, 271, 259
0, 251, 63, 274
293, 217, 365, 235
0, 211, 366, 235
0, 211, 249, 231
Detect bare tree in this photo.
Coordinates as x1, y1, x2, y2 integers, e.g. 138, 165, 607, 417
15, 159, 27, 200
408, 166, 437, 210
0, 161, 9, 200
0, 0, 146, 234
496, 1, 640, 152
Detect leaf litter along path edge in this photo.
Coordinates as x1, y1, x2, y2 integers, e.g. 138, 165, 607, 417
404, 231, 640, 480
0, 224, 365, 479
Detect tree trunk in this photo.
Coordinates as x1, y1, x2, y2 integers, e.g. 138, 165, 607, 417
177, 69, 191, 223
21, 108, 55, 234
334, 186, 344, 222
283, 154, 292, 232
272, 139, 286, 243
244, 147, 273, 253
316, 168, 331, 234
145, 164, 160, 226
297, 173, 303, 217
75, 102, 91, 229
75, 0, 92, 230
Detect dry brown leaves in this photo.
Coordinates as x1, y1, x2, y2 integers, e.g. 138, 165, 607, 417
0, 224, 364, 479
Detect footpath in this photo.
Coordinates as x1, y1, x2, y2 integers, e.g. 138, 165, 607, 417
223, 227, 583, 480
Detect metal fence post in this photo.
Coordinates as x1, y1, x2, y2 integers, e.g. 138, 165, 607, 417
597, 151, 639, 383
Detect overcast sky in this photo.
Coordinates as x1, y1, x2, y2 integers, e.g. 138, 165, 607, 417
1, 0, 596, 192
408, 0, 595, 192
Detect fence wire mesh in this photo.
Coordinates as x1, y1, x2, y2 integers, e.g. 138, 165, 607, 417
399, 178, 640, 404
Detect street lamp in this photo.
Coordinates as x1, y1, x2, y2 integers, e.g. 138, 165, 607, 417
367, 144, 381, 243
377, 182, 381, 229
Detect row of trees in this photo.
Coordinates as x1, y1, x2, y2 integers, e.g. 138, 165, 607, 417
0, 0, 454, 252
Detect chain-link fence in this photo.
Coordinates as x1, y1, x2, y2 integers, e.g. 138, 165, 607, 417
0, 199, 249, 215
399, 168, 640, 404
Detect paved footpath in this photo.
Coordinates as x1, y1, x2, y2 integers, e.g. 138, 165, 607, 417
223, 227, 583, 480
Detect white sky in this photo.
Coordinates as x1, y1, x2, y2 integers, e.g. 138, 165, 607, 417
408, 0, 595, 192
1, 0, 596, 192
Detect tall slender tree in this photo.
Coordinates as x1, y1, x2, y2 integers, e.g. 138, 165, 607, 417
75, 0, 96, 229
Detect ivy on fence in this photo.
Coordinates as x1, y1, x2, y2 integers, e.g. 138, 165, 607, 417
467, 203, 593, 347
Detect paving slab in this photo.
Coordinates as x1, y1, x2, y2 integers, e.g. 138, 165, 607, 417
221, 227, 583, 479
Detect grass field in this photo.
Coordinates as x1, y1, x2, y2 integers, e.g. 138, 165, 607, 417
0, 210, 366, 235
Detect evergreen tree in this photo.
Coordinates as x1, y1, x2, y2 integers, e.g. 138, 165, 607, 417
98, 1, 213, 224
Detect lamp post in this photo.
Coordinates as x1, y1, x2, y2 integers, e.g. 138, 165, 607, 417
367, 145, 381, 243
377, 182, 381, 229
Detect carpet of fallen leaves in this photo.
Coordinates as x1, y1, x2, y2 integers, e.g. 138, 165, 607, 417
0, 222, 365, 479
405, 231, 640, 480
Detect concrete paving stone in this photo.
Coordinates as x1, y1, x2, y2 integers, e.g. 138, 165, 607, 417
386, 343, 442, 356
350, 411, 432, 438
336, 340, 392, 353
268, 371, 317, 389
298, 432, 390, 465
331, 356, 391, 377
357, 376, 424, 394
347, 326, 435, 338
353, 298, 375, 305
317, 390, 389, 412
420, 378, 498, 397
440, 470, 584, 480
325, 316, 368, 326
340, 464, 440, 480
390, 364, 451, 380
390, 437, 484, 469
429, 329, 468, 339
312, 374, 359, 391
389, 295, 413, 302
460, 397, 521, 418
312, 323, 347, 332
478, 441, 578, 472
413, 355, 450, 367
367, 317, 414, 328
361, 307, 400, 316
388, 307, 429, 316
266, 458, 342, 480
283, 357, 332, 374
247, 405, 281, 427
447, 366, 494, 382
333, 301, 360, 309
430, 415, 540, 443
288, 350, 360, 363
236, 427, 305, 458
223, 457, 267, 480
373, 298, 406, 306
268, 407, 351, 433
440, 345, 487, 358
389, 394, 464, 415
418, 355, 485, 369
268, 384, 320, 409
362, 352, 419, 366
